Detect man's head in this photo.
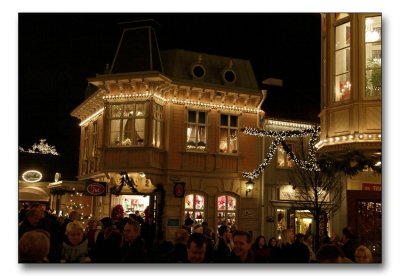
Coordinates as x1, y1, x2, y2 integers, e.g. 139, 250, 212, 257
25, 209, 42, 226
186, 233, 207, 263
232, 230, 252, 261
218, 225, 229, 239
123, 219, 141, 243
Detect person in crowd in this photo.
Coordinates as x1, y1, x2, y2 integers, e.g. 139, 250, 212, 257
165, 228, 189, 263
267, 237, 281, 263
58, 210, 80, 244
19, 230, 50, 263
251, 235, 269, 263
340, 227, 359, 262
304, 233, 316, 262
213, 225, 232, 263
121, 219, 149, 262
85, 219, 98, 250
279, 228, 295, 262
92, 228, 123, 263
355, 245, 374, 263
60, 221, 90, 263
316, 244, 353, 263
229, 230, 254, 263
135, 210, 145, 224
18, 208, 45, 239
291, 233, 310, 263
186, 232, 208, 263
18, 202, 30, 223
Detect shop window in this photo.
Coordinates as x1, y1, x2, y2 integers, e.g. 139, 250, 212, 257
217, 195, 237, 228
276, 144, 295, 168
219, 114, 238, 154
334, 21, 351, 102
186, 110, 207, 151
152, 102, 163, 148
108, 103, 147, 146
184, 193, 205, 225
365, 16, 382, 97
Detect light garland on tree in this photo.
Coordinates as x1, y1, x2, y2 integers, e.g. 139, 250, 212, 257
241, 125, 321, 179
19, 139, 60, 156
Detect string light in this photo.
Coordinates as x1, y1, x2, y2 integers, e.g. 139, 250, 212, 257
241, 125, 321, 179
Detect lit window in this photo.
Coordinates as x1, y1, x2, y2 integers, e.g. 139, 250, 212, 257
186, 110, 207, 151
276, 144, 295, 168
83, 126, 89, 161
219, 114, 238, 154
217, 195, 237, 228
108, 103, 147, 146
184, 193, 205, 225
91, 121, 98, 158
152, 103, 163, 148
335, 21, 351, 102
365, 16, 382, 97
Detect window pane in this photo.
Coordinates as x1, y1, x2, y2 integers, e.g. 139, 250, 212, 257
230, 115, 238, 127
136, 103, 146, 116
198, 112, 206, 124
277, 145, 286, 167
335, 73, 351, 101
226, 212, 236, 226
227, 196, 236, 210
111, 105, 122, 118
335, 48, 350, 75
217, 212, 225, 225
221, 114, 228, 126
229, 129, 238, 153
188, 111, 196, 123
185, 194, 194, 209
365, 16, 382, 97
218, 196, 226, 210
124, 104, 134, 117
219, 129, 228, 153
135, 118, 145, 144
335, 22, 351, 50
110, 119, 121, 145
195, 194, 204, 210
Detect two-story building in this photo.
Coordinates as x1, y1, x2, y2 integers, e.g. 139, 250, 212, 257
318, 13, 382, 256
70, 24, 266, 240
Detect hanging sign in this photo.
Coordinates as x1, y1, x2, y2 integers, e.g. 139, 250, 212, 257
84, 181, 107, 196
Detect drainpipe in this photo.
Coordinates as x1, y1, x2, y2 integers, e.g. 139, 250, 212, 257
258, 90, 267, 236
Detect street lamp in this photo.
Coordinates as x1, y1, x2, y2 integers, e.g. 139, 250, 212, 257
245, 179, 255, 196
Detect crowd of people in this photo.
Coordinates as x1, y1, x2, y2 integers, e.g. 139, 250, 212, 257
18, 203, 376, 264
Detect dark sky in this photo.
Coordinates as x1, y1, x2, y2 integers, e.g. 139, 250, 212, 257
18, 13, 321, 179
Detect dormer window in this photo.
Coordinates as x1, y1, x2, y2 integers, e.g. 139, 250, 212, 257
191, 64, 206, 79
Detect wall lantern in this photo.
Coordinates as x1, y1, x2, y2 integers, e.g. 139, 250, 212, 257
245, 179, 255, 196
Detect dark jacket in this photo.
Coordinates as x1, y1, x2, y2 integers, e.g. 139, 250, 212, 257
213, 238, 231, 263
121, 237, 149, 263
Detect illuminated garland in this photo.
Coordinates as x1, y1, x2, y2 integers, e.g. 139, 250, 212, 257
241, 125, 321, 179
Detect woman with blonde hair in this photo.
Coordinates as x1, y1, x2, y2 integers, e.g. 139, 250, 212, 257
355, 245, 373, 263
60, 221, 91, 263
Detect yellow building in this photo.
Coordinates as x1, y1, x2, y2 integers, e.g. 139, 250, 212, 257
319, 13, 382, 257
70, 23, 266, 241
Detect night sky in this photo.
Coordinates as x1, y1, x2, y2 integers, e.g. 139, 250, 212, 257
18, 13, 321, 179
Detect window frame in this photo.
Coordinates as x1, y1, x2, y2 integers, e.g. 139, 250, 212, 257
216, 193, 238, 228
107, 102, 148, 147
218, 113, 239, 154
151, 101, 164, 148
185, 109, 208, 152
184, 191, 207, 226
334, 19, 352, 103
276, 143, 295, 169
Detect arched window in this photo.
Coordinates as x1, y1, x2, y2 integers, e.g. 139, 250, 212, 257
217, 194, 237, 228
184, 193, 205, 225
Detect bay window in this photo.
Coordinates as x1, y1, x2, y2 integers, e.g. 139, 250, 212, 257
365, 16, 382, 97
108, 103, 147, 146
152, 103, 163, 148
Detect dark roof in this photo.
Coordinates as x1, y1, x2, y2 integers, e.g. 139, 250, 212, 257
110, 26, 163, 74
161, 49, 259, 91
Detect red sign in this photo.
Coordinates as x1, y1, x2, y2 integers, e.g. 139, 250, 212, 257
84, 182, 106, 196
362, 183, 382, 191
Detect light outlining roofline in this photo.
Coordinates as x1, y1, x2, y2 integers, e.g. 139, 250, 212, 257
79, 108, 105, 126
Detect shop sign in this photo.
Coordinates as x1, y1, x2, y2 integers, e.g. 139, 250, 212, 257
84, 181, 106, 196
